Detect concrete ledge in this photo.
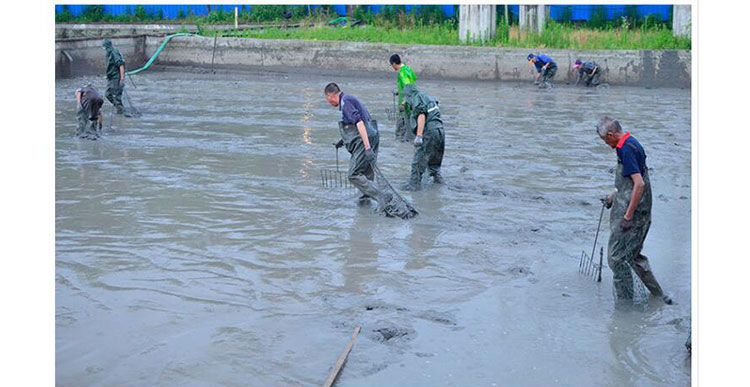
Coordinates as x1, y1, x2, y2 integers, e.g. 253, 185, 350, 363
55, 37, 147, 79
55, 32, 691, 88
151, 36, 690, 88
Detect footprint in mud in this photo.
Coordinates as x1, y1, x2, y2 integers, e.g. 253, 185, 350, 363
505, 265, 534, 277
363, 302, 409, 312
416, 309, 458, 327
358, 362, 390, 378
368, 320, 416, 344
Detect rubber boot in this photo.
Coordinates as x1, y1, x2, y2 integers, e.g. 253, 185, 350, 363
431, 173, 444, 184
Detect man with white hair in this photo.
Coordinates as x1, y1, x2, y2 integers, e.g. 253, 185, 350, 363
597, 117, 672, 304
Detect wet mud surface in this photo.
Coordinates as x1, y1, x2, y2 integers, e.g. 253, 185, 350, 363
56, 69, 691, 386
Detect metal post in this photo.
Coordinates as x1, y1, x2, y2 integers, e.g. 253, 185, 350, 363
210, 34, 218, 74
597, 247, 604, 282
234, 7, 238, 31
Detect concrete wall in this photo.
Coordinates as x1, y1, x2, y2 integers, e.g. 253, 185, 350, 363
673, 5, 691, 37
55, 36, 147, 79
519, 5, 549, 35
458, 5, 496, 44
55, 33, 691, 88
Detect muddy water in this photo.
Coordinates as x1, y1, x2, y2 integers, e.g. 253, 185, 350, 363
56, 69, 691, 386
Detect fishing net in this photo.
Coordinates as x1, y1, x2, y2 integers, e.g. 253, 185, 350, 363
372, 163, 418, 219
122, 86, 142, 117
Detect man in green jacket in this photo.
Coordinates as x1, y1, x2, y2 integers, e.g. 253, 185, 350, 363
390, 54, 417, 142
401, 84, 445, 191
102, 39, 126, 115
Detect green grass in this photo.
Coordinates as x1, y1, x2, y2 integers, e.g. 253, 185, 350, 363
56, 5, 690, 50
204, 22, 690, 50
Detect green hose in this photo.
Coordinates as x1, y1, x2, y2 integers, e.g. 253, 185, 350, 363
125, 33, 195, 76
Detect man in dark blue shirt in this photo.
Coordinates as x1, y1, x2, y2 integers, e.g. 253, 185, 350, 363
597, 116, 672, 304
573, 59, 601, 87
325, 82, 391, 212
527, 53, 557, 88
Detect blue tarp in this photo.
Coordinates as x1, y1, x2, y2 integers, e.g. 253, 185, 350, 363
549, 5, 670, 21
56, 4, 671, 21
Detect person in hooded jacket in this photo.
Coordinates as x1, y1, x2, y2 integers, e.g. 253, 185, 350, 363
102, 39, 127, 115
401, 84, 445, 191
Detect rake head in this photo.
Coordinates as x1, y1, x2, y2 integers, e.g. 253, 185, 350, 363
320, 169, 352, 189
579, 246, 604, 281
384, 107, 397, 122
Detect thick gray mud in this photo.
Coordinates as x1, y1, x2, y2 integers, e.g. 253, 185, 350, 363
56, 69, 691, 386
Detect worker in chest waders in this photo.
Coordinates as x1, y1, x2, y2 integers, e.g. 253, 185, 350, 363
390, 54, 418, 143
75, 84, 104, 140
528, 53, 557, 88
597, 117, 672, 305
574, 59, 601, 87
400, 84, 445, 191
102, 39, 129, 117
325, 82, 392, 212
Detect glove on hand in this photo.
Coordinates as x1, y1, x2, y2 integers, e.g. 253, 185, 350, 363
413, 135, 423, 147
364, 148, 376, 162
334, 139, 344, 149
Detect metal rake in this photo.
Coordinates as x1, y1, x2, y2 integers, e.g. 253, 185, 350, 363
320, 145, 353, 189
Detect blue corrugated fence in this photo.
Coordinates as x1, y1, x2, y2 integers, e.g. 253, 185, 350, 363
55, 4, 671, 21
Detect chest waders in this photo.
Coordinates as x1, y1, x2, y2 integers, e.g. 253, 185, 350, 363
541, 62, 557, 87
607, 152, 665, 300
76, 108, 101, 140
339, 120, 384, 200
406, 99, 445, 189
76, 89, 103, 140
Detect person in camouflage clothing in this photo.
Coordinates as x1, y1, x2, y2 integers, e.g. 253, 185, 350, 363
597, 117, 672, 305
102, 39, 127, 116
401, 84, 445, 191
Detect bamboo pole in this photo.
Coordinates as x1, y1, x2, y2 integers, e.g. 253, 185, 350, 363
323, 326, 361, 387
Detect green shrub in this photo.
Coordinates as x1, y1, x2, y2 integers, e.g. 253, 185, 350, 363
55, 5, 74, 22
81, 5, 105, 22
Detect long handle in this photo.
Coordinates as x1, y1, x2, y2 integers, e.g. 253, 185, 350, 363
335, 146, 339, 173
392, 89, 396, 120
210, 34, 218, 74
591, 203, 605, 266
323, 326, 361, 387
597, 247, 604, 282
